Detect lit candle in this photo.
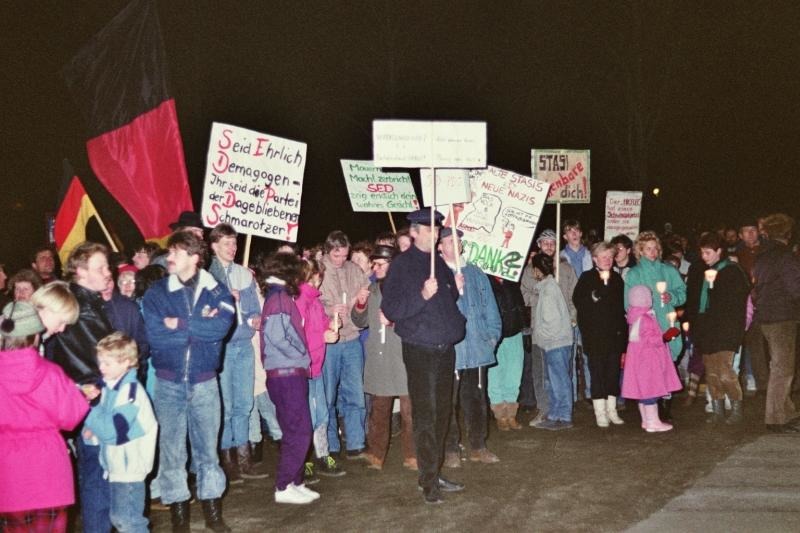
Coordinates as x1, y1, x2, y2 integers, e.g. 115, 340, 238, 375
599, 270, 610, 286
704, 269, 717, 289
666, 311, 677, 327
380, 323, 386, 344
682, 321, 690, 333
655, 281, 667, 308
342, 292, 347, 306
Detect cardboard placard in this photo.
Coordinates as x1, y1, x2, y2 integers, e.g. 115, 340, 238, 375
604, 191, 643, 240
531, 149, 590, 204
340, 159, 418, 212
372, 120, 487, 168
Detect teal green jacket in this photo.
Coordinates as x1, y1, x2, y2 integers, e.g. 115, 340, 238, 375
624, 258, 686, 360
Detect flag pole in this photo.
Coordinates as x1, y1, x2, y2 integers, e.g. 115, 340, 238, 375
387, 212, 397, 234
93, 208, 119, 253
430, 168, 435, 278
243, 234, 253, 269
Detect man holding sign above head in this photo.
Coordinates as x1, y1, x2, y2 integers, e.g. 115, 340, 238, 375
381, 208, 467, 505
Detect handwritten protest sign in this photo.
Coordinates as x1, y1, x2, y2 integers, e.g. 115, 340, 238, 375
340, 160, 418, 212
420, 168, 471, 206
201, 122, 306, 242
604, 191, 642, 240
372, 120, 487, 168
531, 149, 590, 204
456, 166, 549, 282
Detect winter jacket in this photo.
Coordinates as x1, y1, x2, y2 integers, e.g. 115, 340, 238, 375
624, 258, 686, 360
261, 284, 310, 371
561, 245, 593, 276
295, 282, 328, 378
319, 256, 369, 342
104, 290, 149, 362
489, 276, 525, 339
451, 262, 501, 370
51, 283, 114, 385
0, 347, 89, 512
208, 257, 261, 343
690, 261, 750, 354
143, 269, 236, 384
83, 369, 157, 483
520, 259, 578, 327
621, 306, 682, 399
351, 281, 408, 395
753, 242, 800, 323
381, 245, 466, 347
573, 268, 628, 358
533, 276, 573, 352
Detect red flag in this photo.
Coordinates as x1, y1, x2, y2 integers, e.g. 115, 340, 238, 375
62, 0, 193, 241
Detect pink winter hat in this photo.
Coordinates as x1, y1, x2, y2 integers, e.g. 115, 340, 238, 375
628, 285, 652, 308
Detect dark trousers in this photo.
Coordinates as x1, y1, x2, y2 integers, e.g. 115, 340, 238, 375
402, 341, 455, 491
745, 323, 770, 390
76, 436, 111, 533
446, 367, 489, 453
518, 333, 535, 407
586, 351, 621, 399
268, 374, 311, 491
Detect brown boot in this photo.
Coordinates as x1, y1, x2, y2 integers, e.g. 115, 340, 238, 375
220, 448, 243, 485
507, 403, 523, 430
683, 373, 700, 406
237, 444, 269, 479
491, 404, 510, 431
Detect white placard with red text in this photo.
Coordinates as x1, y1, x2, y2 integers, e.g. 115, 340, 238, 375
531, 149, 590, 204
604, 191, 642, 240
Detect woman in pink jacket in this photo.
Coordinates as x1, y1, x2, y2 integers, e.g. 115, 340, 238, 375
0, 302, 89, 532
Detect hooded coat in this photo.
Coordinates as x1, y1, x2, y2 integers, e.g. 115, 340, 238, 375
0, 347, 89, 512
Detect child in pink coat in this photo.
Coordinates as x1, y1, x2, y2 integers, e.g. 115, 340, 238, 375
0, 302, 89, 531
622, 285, 682, 432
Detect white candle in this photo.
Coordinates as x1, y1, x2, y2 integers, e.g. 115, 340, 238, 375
666, 311, 677, 327
342, 292, 347, 305
599, 270, 610, 286
380, 323, 386, 344
655, 281, 667, 308
705, 269, 717, 289
682, 321, 690, 333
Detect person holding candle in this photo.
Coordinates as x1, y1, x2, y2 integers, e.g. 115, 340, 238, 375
573, 242, 628, 428
622, 285, 683, 432
688, 233, 750, 424
624, 231, 687, 420
351, 245, 417, 471
318, 231, 371, 459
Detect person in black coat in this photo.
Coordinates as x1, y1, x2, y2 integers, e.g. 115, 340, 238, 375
573, 242, 628, 428
694, 233, 750, 424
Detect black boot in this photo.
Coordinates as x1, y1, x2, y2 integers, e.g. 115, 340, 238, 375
726, 400, 743, 424
220, 448, 243, 485
201, 498, 232, 533
658, 398, 673, 423
706, 399, 725, 424
250, 440, 263, 463
170, 501, 191, 533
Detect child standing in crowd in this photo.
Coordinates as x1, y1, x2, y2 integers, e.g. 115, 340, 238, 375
0, 302, 89, 532
296, 258, 345, 480
258, 252, 319, 505
622, 285, 683, 432
83, 332, 157, 532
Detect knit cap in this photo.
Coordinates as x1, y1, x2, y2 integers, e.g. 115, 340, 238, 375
628, 285, 652, 308
0, 302, 45, 338
536, 229, 557, 243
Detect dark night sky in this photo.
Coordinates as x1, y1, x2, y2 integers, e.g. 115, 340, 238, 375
2, 1, 799, 271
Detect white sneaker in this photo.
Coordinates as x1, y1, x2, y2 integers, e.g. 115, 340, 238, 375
746, 375, 757, 392
291, 483, 320, 501
275, 485, 315, 504
724, 396, 731, 410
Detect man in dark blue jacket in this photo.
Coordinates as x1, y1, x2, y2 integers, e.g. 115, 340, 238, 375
143, 231, 235, 532
381, 208, 466, 505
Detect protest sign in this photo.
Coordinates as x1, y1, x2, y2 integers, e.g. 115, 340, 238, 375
372, 120, 487, 168
201, 122, 306, 242
531, 149, 590, 204
340, 160, 418, 212
604, 191, 643, 240
457, 166, 549, 282
420, 168, 471, 206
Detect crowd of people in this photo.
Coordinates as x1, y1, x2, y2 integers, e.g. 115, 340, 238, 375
2, 208, 800, 531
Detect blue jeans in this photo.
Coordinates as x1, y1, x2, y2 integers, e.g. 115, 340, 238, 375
110, 481, 148, 533
76, 437, 111, 533
249, 391, 282, 442
322, 338, 366, 452
545, 345, 574, 422
219, 339, 255, 449
154, 378, 226, 504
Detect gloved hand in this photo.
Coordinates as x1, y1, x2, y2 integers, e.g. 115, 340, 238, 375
662, 327, 680, 342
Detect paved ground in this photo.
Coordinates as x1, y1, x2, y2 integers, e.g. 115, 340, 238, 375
143, 392, 799, 532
